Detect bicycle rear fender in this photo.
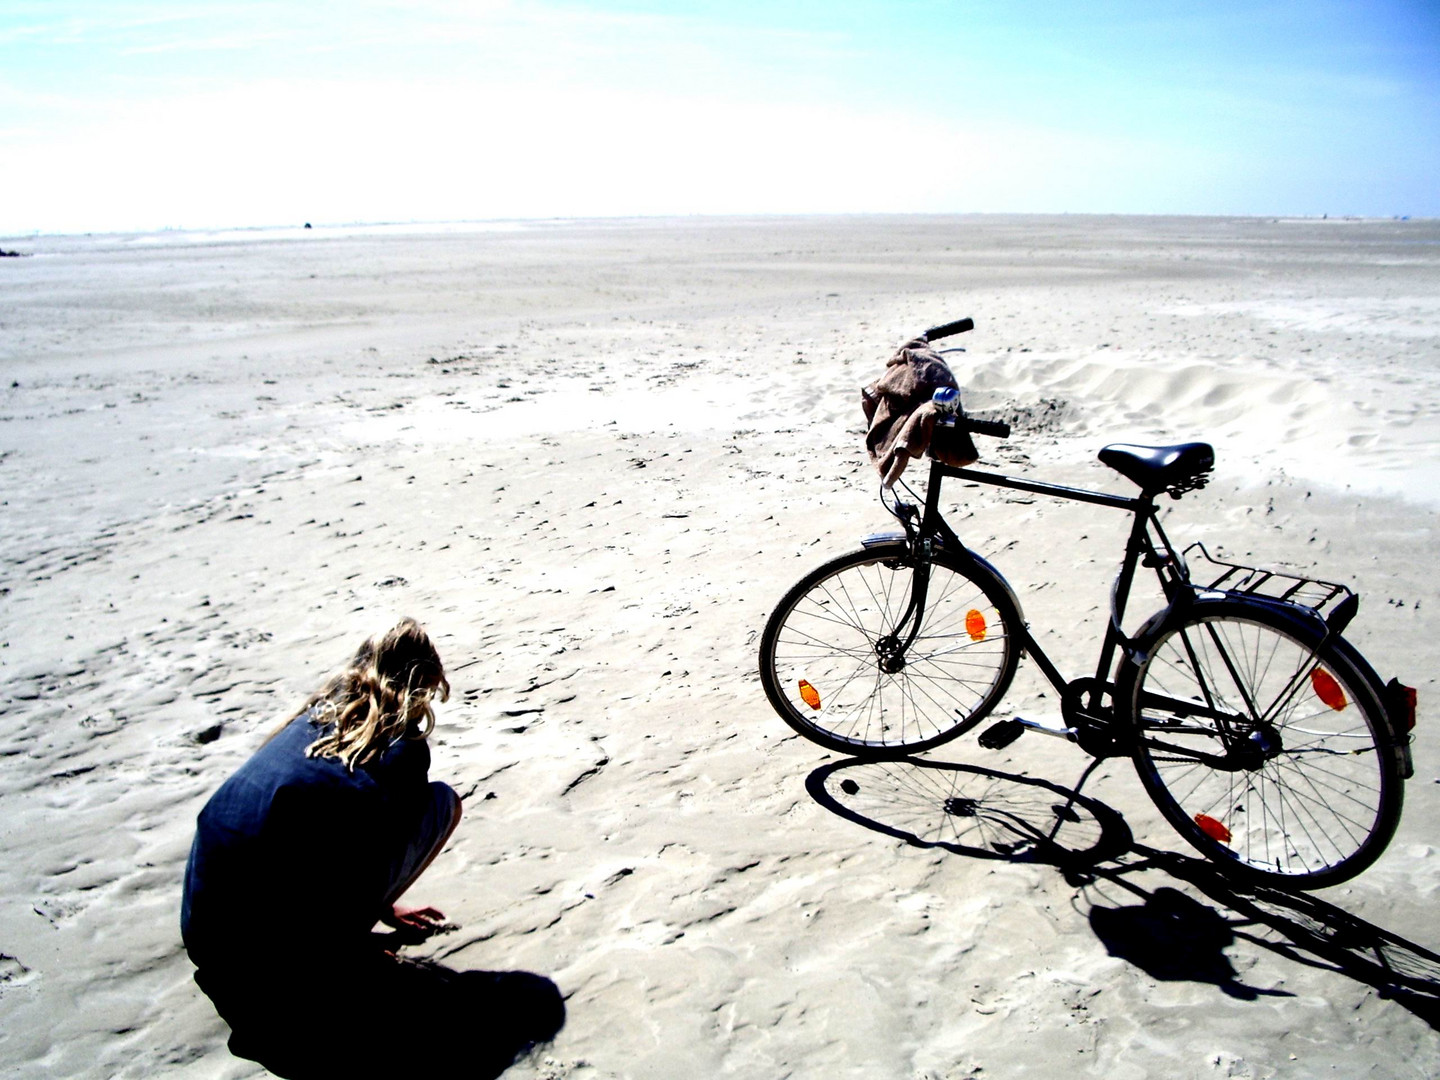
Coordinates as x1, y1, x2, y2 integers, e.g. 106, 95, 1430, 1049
1124, 589, 1332, 663
1337, 635, 1417, 781
1119, 596, 1414, 780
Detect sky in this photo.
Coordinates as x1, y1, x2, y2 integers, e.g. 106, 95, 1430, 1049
1, 0, 1437, 234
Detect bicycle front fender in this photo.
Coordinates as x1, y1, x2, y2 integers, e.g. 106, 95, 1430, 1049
857, 533, 1027, 630
861, 529, 908, 549
963, 548, 1027, 630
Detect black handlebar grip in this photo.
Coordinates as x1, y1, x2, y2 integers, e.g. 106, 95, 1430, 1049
923, 317, 974, 342
965, 418, 1011, 439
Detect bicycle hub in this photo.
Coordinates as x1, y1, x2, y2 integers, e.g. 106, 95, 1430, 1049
875, 635, 906, 673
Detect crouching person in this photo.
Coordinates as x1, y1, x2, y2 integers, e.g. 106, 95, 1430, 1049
181, 617, 564, 1077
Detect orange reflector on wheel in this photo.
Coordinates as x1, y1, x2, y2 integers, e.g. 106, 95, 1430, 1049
798, 680, 821, 710
1195, 813, 1232, 843
1311, 667, 1347, 711
965, 609, 987, 642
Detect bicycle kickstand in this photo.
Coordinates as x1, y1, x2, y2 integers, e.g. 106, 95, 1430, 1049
1045, 757, 1108, 844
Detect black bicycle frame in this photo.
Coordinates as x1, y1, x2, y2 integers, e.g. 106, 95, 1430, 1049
907, 455, 1186, 719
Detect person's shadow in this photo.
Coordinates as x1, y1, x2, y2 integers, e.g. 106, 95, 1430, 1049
204, 953, 565, 1078
806, 755, 1440, 1026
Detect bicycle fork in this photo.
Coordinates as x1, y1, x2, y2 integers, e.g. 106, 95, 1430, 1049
875, 552, 934, 672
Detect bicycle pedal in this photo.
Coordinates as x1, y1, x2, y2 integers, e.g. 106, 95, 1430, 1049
978, 719, 1024, 750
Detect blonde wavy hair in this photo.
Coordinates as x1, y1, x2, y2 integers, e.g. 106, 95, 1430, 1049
294, 617, 451, 771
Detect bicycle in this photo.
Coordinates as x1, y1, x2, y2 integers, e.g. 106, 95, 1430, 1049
759, 317, 1418, 889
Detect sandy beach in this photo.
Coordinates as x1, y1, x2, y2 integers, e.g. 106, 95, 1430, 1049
1, 214, 1437, 1078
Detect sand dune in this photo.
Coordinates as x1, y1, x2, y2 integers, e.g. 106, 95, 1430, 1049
1, 215, 1437, 1077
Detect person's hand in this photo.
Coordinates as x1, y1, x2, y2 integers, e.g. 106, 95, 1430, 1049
387, 904, 446, 928
379, 904, 452, 944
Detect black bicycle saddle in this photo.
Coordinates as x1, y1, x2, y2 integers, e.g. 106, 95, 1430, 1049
1098, 442, 1215, 496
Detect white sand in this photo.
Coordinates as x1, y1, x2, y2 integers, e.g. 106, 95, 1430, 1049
1, 215, 1437, 1078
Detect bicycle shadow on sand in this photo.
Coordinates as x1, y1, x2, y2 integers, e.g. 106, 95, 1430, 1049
806, 756, 1440, 1028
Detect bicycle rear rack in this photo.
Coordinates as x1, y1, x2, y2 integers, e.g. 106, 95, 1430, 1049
1183, 542, 1358, 632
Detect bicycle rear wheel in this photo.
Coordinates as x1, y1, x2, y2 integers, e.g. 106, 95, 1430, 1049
759, 543, 1021, 755
1123, 600, 1403, 888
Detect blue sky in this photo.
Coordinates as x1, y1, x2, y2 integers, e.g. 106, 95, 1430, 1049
1, 1, 1436, 233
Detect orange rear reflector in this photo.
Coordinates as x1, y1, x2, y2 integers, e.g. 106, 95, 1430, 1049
965, 609, 987, 642
1401, 683, 1417, 731
1311, 668, 1347, 711
1195, 813, 1232, 843
798, 680, 821, 710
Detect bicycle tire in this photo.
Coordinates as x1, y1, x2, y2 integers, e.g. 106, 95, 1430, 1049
1121, 599, 1403, 889
759, 543, 1021, 755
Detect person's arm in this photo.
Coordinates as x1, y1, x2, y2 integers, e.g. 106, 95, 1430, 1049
368, 734, 435, 856
368, 731, 431, 793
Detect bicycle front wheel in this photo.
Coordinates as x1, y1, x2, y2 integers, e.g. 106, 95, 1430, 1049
1124, 600, 1403, 888
759, 543, 1021, 755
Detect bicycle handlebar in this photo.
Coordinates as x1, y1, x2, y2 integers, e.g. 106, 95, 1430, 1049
920, 318, 1005, 438
965, 417, 1011, 440
923, 317, 974, 342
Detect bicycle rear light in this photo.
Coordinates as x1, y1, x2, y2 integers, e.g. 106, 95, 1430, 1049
1387, 679, 1417, 732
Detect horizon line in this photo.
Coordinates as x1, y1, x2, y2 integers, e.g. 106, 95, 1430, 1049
3, 209, 1430, 243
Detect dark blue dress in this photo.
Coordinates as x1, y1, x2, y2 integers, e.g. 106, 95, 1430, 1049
181, 712, 563, 1078
182, 711, 431, 969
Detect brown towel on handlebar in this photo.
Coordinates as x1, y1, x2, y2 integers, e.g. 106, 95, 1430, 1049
862, 338, 978, 484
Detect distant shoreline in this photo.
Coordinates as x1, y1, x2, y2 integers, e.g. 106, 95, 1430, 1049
2, 210, 1432, 247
